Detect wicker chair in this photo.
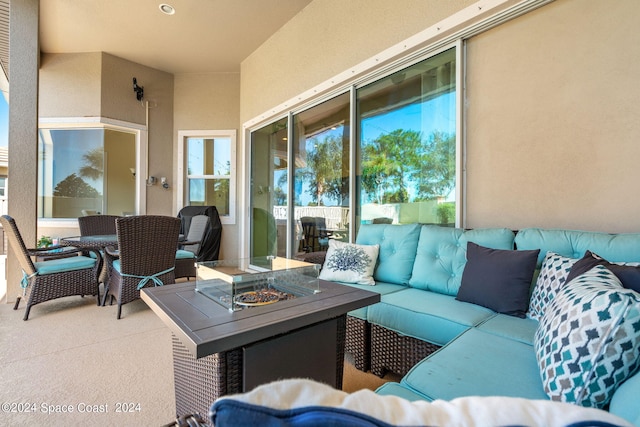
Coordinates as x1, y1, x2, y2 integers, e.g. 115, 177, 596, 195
175, 214, 208, 280
78, 214, 120, 236
103, 215, 181, 319
0, 215, 101, 320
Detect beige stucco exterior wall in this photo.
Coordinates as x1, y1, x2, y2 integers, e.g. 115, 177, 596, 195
240, 0, 474, 124
465, 0, 640, 232
173, 72, 241, 259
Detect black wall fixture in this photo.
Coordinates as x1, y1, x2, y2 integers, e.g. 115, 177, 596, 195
133, 77, 144, 101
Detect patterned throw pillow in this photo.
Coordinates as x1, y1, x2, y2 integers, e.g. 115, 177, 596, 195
535, 265, 640, 408
318, 240, 379, 285
527, 252, 578, 321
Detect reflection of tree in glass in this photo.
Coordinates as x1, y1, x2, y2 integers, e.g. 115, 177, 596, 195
297, 135, 345, 206
53, 173, 100, 198
361, 129, 455, 203
79, 147, 103, 180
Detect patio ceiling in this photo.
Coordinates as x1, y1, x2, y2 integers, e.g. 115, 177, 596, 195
1, 0, 312, 84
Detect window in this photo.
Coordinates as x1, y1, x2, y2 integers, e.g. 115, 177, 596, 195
248, 47, 458, 256
38, 126, 137, 218
178, 130, 236, 225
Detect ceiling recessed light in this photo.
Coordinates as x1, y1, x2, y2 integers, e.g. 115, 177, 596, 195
159, 4, 175, 15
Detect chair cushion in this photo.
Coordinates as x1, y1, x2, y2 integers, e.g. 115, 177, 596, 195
176, 249, 197, 259
409, 226, 515, 295
34, 256, 96, 275
337, 281, 407, 320
319, 240, 379, 285
535, 265, 640, 408
527, 251, 579, 321
356, 223, 421, 285
475, 314, 539, 346
456, 242, 539, 318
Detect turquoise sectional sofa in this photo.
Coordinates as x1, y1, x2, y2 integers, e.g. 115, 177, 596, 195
336, 223, 640, 425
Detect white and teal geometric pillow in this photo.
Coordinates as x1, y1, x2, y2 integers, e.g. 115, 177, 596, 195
534, 265, 640, 408
319, 239, 379, 285
528, 252, 579, 321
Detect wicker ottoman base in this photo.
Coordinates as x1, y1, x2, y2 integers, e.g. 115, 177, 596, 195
345, 316, 370, 372
370, 323, 440, 377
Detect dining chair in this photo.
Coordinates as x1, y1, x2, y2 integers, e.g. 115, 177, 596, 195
103, 215, 181, 319
0, 215, 101, 320
175, 214, 208, 280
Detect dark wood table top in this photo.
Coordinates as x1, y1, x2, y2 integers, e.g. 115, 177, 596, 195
60, 234, 118, 249
141, 280, 379, 359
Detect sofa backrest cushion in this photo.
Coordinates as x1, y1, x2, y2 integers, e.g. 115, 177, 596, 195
409, 226, 515, 295
356, 223, 421, 285
515, 228, 640, 267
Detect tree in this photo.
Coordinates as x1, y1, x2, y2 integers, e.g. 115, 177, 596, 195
298, 135, 346, 206
53, 173, 101, 198
78, 147, 104, 181
413, 130, 456, 200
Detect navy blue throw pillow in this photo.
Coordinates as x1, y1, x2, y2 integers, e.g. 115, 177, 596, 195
456, 242, 539, 318
565, 250, 640, 293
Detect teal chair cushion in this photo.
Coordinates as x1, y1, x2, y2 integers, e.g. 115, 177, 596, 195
409, 226, 515, 295
34, 256, 96, 275
176, 249, 196, 259
337, 280, 407, 320
475, 313, 538, 345
366, 288, 494, 346
356, 223, 421, 285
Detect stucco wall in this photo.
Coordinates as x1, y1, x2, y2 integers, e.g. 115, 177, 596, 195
240, 0, 474, 124
465, 0, 640, 232
173, 72, 241, 259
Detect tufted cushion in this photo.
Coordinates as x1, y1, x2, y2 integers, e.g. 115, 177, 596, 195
356, 223, 421, 285
176, 249, 197, 259
319, 240, 379, 285
409, 226, 515, 295
535, 265, 640, 408
456, 242, 539, 318
515, 228, 640, 267
527, 252, 579, 321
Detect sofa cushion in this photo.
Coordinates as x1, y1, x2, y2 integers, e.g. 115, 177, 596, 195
356, 223, 421, 285
527, 251, 579, 321
514, 228, 640, 267
535, 265, 640, 408
402, 328, 549, 401
475, 314, 538, 345
456, 242, 539, 318
409, 226, 515, 296
565, 250, 640, 293
319, 240, 379, 285
366, 288, 494, 346
337, 280, 407, 320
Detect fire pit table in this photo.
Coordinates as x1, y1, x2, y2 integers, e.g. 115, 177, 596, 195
141, 256, 379, 421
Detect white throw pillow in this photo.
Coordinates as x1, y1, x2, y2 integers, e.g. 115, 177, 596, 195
318, 239, 379, 285
527, 251, 578, 321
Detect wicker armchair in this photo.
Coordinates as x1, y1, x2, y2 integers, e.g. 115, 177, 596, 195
175, 214, 208, 280
0, 215, 101, 320
103, 215, 181, 319
78, 214, 120, 236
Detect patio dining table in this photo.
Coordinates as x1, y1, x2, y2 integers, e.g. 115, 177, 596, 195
60, 235, 119, 289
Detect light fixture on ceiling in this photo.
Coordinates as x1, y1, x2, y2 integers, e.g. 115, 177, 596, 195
159, 4, 176, 15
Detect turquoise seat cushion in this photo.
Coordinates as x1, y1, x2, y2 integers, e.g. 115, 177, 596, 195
356, 223, 421, 285
337, 280, 407, 320
176, 249, 196, 259
515, 228, 640, 267
375, 382, 432, 401
475, 313, 538, 345
409, 226, 515, 295
609, 371, 640, 426
366, 288, 494, 346
401, 328, 548, 401
34, 255, 96, 275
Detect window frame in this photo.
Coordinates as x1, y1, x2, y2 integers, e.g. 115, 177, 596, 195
177, 129, 237, 225
37, 117, 146, 229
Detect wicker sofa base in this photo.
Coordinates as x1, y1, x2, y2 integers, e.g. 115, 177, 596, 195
345, 316, 370, 372
370, 323, 441, 378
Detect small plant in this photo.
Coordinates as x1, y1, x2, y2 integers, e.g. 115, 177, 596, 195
37, 235, 53, 248
436, 202, 456, 225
